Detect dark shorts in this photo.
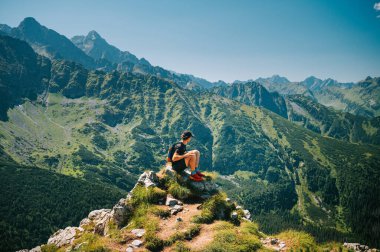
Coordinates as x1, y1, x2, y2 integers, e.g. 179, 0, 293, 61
172, 159, 187, 172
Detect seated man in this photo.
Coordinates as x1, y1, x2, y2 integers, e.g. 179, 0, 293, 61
170, 130, 205, 182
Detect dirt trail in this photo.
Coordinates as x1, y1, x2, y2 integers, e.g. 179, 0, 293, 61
157, 203, 201, 240
183, 222, 219, 251
158, 202, 218, 252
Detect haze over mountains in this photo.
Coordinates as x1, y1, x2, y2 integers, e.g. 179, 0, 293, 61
0, 17, 379, 251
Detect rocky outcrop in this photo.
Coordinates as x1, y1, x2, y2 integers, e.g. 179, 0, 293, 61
111, 197, 132, 227
343, 242, 377, 252
47, 226, 84, 247
20, 169, 251, 251
46, 198, 132, 248
127, 171, 160, 200
38, 172, 159, 249
164, 166, 219, 199
261, 237, 287, 251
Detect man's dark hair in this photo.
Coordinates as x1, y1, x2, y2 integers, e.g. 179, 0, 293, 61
181, 130, 193, 140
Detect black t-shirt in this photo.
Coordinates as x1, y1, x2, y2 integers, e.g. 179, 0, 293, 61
174, 142, 186, 156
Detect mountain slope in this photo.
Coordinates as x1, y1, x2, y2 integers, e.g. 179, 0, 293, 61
313, 76, 380, 117
0, 35, 48, 120
254, 75, 380, 118
211, 81, 288, 118
71, 29, 227, 89
255, 75, 314, 97
8, 17, 99, 69
71, 30, 140, 69
211, 80, 380, 145
0, 160, 124, 251
1, 17, 226, 90
286, 95, 380, 145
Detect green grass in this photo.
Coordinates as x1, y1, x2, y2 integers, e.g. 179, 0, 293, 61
129, 184, 167, 207
70, 233, 111, 252
192, 192, 234, 224
202, 221, 262, 252
168, 181, 192, 200
276, 230, 317, 250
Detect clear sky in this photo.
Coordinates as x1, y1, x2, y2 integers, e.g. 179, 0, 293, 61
1, 0, 380, 83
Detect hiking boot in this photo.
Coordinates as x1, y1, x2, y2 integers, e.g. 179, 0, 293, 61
189, 173, 204, 182
196, 170, 205, 177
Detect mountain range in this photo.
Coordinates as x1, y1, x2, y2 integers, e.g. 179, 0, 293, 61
0, 17, 379, 251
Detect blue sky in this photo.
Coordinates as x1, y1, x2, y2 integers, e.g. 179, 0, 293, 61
1, 0, 380, 83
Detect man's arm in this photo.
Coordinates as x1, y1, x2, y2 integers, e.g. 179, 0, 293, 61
172, 151, 185, 162
172, 151, 192, 162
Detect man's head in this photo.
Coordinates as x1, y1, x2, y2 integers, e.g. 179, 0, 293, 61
181, 130, 193, 144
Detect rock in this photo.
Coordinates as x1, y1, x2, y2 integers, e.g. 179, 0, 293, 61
131, 229, 145, 238
243, 209, 251, 219
187, 179, 218, 197
171, 204, 184, 215
279, 242, 286, 249
131, 239, 143, 248
125, 171, 160, 202
16, 247, 41, 252
79, 218, 91, 227
236, 205, 243, 210
270, 238, 278, 245
126, 247, 134, 252
73, 242, 88, 250
225, 198, 231, 203
111, 198, 132, 227
88, 209, 111, 221
177, 217, 183, 222
166, 196, 179, 207
47, 226, 83, 247
86, 209, 112, 236
231, 211, 238, 220
164, 166, 176, 178
137, 171, 159, 188
344, 242, 370, 251
173, 204, 183, 211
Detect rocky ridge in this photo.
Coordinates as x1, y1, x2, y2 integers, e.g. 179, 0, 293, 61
18, 169, 254, 252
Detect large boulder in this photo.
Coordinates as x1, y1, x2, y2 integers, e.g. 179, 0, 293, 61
79, 209, 112, 236
47, 226, 83, 247
111, 198, 132, 227
126, 171, 160, 200
164, 167, 219, 198
16, 246, 41, 252
137, 171, 159, 187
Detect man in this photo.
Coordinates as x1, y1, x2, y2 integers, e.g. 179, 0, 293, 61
171, 130, 205, 182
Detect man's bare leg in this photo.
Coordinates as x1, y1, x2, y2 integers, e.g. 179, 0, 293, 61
188, 150, 200, 168
185, 154, 196, 172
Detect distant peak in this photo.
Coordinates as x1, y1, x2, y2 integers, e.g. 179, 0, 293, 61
140, 57, 151, 65
19, 17, 41, 27
87, 30, 102, 40
304, 76, 318, 81
271, 74, 289, 82
365, 76, 372, 81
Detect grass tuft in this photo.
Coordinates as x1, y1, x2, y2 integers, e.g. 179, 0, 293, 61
192, 192, 234, 224
276, 229, 316, 250
203, 220, 262, 252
